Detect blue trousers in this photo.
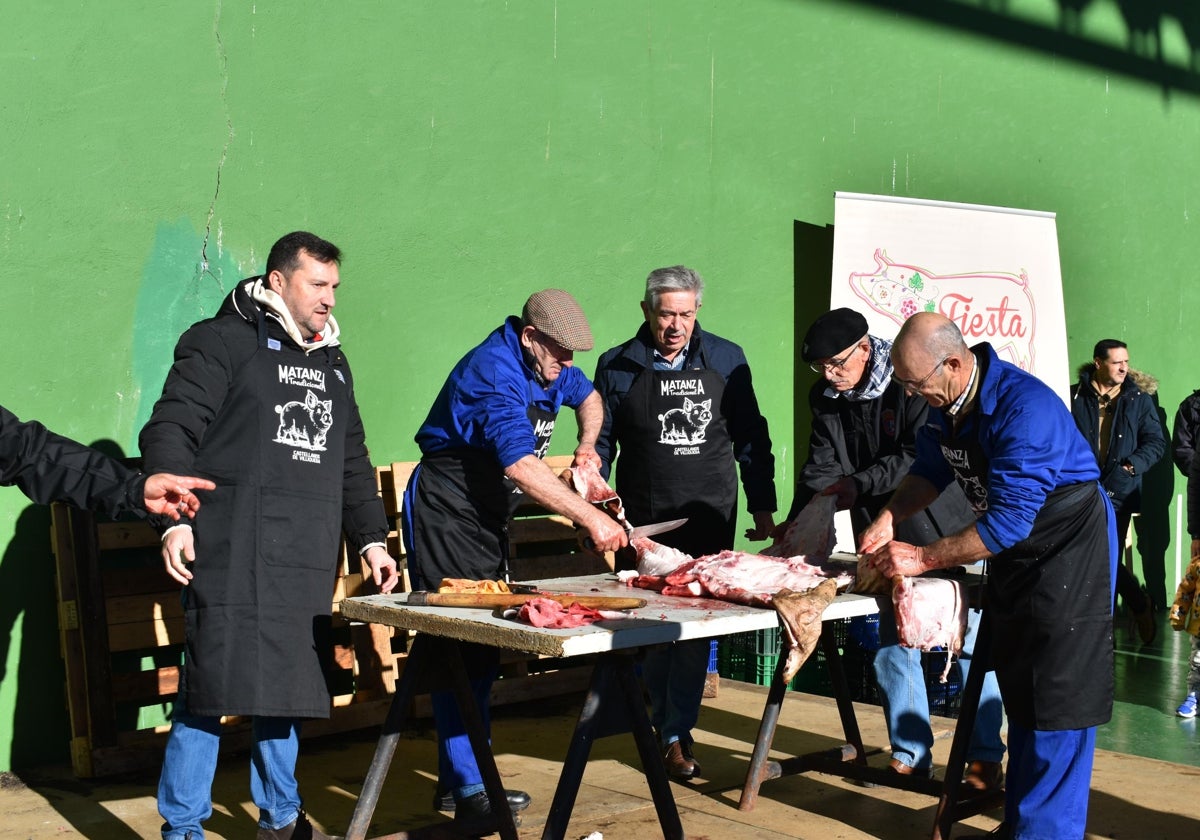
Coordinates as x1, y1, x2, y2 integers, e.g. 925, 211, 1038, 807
431, 643, 500, 800
642, 638, 711, 746
874, 606, 1006, 770
1005, 724, 1096, 840
158, 707, 302, 839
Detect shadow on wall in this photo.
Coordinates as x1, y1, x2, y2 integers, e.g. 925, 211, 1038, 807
840, 0, 1200, 95
0, 503, 65, 769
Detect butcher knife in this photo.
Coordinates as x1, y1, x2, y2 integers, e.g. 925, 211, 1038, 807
625, 517, 688, 540
582, 517, 688, 551
405, 591, 647, 610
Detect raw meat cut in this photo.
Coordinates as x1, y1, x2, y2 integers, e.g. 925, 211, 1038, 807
773, 578, 839, 683
627, 538, 851, 606
517, 597, 611, 628
763, 494, 837, 559
892, 575, 967, 681
632, 536, 695, 578
657, 548, 852, 608
559, 461, 620, 505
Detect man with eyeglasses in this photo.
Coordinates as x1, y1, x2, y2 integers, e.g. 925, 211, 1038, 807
593, 265, 776, 781
778, 307, 1004, 791
860, 312, 1117, 840
403, 288, 628, 832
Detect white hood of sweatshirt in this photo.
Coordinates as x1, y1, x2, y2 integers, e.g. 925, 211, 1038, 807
244, 277, 341, 355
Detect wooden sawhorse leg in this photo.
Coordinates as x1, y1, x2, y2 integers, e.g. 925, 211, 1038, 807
344, 635, 519, 840
543, 648, 684, 840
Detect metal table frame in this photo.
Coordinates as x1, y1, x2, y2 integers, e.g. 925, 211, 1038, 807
737, 607, 1003, 840
337, 578, 882, 840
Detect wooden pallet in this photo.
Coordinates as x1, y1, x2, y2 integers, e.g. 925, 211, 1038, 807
51, 455, 605, 778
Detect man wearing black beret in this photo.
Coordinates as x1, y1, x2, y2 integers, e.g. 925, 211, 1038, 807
775, 307, 1006, 790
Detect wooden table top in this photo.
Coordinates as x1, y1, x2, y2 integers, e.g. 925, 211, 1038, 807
339, 573, 879, 658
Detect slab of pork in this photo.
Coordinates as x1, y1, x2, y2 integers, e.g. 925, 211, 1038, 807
762, 494, 837, 559
891, 575, 967, 682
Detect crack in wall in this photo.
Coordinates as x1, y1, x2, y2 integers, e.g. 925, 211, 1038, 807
200, 0, 234, 287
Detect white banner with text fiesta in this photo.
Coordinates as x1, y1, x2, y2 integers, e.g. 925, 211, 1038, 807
829, 192, 1069, 402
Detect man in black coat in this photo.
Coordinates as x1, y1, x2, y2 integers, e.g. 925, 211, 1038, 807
1070, 338, 1164, 644
141, 231, 399, 840
782, 308, 1004, 790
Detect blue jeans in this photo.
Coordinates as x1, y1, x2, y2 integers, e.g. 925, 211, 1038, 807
158, 705, 302, 839
874, 606, 1006, 770
642, 638, 710, 745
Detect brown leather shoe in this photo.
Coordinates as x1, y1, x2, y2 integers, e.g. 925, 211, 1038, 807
256, 810, 337, 840
663, 740, 701, 780
887, 757, 932, 777
962, 760, 1004, 793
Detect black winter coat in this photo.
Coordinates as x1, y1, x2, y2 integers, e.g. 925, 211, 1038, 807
1070, 370, 1165, 514
1173, 389, 1200, 477
0, 403, 147, 517
139, 279, 388, 718
787, 378, 975, 544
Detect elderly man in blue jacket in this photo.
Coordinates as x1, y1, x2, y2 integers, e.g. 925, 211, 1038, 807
861, 312, 1116, 840
593, 265, 776, 780
404, 289, 627, 831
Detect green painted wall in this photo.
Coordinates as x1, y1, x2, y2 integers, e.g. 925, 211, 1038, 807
1, 1, 1196, 770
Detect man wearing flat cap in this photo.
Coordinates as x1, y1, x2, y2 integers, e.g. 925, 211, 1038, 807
777, 307, 1005, 790
403, 288, 627, 830
593, 265, 776, 780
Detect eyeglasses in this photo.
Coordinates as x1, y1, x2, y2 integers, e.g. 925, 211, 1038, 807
891, 355, 950, 391
809, 344, 862, 374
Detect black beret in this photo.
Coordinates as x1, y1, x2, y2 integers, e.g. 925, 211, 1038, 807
801, 308, 869, 362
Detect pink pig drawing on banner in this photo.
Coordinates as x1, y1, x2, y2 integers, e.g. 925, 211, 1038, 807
848, 248, 1038, 371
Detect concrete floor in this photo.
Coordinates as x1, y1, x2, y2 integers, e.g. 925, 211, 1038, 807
3, 677, 1199, 840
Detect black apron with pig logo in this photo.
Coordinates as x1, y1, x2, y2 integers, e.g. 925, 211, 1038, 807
937, 421, 1114, 730
613, 347, 738, 557
183, 317, 349, 719
407, 383, 558, 587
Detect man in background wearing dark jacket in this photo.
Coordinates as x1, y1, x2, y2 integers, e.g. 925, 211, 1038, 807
594, 265, 776, 780
1070, 339, 1164, 644
141, 231, 399, 840
1172, 389, 1200, 477
780, 308, 1004, 790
